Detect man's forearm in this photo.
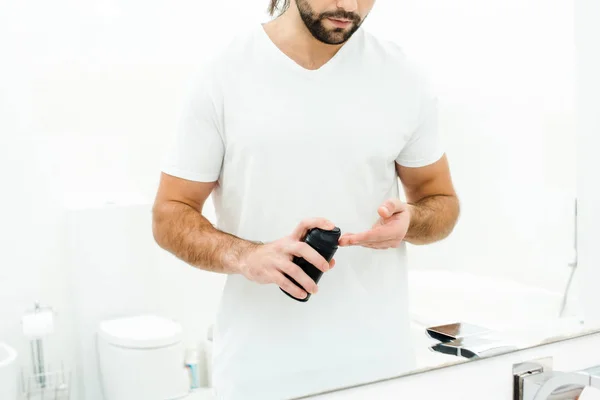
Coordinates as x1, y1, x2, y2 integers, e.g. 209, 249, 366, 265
405, 195, 460, 245
152, 201, 258, 274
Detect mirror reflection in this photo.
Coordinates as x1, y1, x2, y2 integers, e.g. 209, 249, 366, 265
0, 0, 588, 400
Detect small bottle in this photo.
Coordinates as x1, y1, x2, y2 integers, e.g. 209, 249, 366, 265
281, 226, 341, 302
185, 347, 200, 389
197, 338, 211, 388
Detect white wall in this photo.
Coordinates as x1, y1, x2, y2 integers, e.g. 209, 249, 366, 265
363, 0, 577, 292
575, 0, 600, 326
0, 0, 578, 398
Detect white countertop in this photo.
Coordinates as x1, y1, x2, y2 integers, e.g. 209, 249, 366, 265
182, 389, 216, 400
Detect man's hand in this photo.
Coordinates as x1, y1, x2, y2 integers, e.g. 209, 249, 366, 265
338, 199, 411, 249
238, 218, 337, 300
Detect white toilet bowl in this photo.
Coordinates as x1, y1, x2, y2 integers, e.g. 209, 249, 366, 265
0, 342, 19, 400
97, 315, 190, 400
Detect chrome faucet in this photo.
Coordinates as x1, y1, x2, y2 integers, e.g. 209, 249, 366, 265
514, 357, 600, 400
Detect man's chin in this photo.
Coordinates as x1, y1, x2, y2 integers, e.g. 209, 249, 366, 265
328, 31, 356, 45
315, 26, 355, 44
313, 35, 347, 45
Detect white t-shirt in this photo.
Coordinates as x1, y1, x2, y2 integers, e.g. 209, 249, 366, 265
162, 23, 444, 400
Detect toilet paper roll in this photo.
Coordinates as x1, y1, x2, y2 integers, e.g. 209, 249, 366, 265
21, 310, 54, 338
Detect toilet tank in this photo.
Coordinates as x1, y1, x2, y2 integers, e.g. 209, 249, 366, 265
97, 315, 190, 400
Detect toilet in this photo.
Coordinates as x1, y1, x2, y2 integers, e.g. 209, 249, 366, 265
97, 315, 190, 400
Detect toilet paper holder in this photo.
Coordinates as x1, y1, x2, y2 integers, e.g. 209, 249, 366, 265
20, 302, 71, 400
21, 362, 71, 400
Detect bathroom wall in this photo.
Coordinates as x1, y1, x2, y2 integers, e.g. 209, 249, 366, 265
575, 0, 600, 326
0, 74, 78, 398
381, 0, 577, 293
0, 0, 577, 398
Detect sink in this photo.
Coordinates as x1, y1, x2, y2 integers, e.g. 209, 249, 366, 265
407, 269, 579, 328
0, 342, 19, 400
407, 270, 585, 368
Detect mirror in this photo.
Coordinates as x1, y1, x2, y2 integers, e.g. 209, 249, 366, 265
0, 0, 595, 400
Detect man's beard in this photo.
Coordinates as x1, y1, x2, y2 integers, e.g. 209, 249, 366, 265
296, 0, 364, 45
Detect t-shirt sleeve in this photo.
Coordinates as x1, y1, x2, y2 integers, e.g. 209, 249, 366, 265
161, 67, 225, 182
395, 70, 445, 168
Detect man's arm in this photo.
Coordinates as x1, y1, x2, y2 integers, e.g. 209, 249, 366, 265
152, 172, 258, 274
152, 172, 334, 299
397, 154, 460, 245
338, 154, 459, 248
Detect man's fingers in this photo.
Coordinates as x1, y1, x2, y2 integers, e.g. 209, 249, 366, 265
339, 226, 395, 246
275, 271, 308, 300
279, 261, 318, 294
340, 236, 400, 248
378, 206, 391, 219
338, 235, 350, 246
361, 240, 402, 249
291, 217, 336, 240
338, 232, 356, 246
288, 242, 330, 272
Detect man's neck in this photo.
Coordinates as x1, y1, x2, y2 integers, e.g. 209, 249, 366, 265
263, 11, 345, 70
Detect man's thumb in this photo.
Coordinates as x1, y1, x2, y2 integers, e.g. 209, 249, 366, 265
378, 198, 404, 217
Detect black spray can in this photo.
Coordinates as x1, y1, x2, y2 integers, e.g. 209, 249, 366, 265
281, 227, 342, 302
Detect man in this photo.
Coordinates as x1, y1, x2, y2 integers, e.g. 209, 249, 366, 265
152, 0, 460, 398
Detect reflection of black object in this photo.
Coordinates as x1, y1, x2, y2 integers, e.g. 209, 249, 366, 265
281, 227, 342, 302
426, 322, 491, 343
429, 337, 518, 359
426, 322, 518, 359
